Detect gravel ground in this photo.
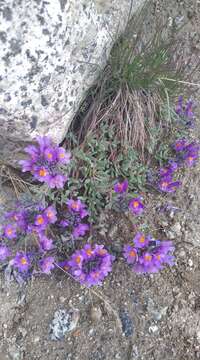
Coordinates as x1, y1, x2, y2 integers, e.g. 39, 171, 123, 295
1, 1, 200, 359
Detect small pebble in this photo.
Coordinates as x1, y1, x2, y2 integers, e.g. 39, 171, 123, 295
119, 310, 134, 337
179, 250, 186, 258
149, 325, 159, 334
90, 306, 102, 322
34, 336, 40, 343
188, 259, 193, 267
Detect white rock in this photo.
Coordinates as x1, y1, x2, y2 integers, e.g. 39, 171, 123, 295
149, 325, 159, 334
0, 0, 144, 164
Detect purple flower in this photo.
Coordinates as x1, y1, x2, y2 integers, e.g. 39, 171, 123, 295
19, 136, 71, 189
124, 235, 175, 274
34, 214, 48, 229
158, 176, 181, 193
67, 199, 84, 213
24, 144, 39, 160
5, 210, 25, 227
19, 159, 34, 172
56, 148, 71, 164
58, 260, 70, 272
67, 199, 89, 219
72, 223, 89, 239
185, 99, 194, 118
36, 136, 52, 152
184, 142, 200, 153
68, 244, 115, 287
173, 139, 187, 152
44, 147, 57, 163
159, 161, 178, 178
59, 220, 69, 227
123, 245, 138, 264
156, 240, 175, 254
33, 165, 50, 182
129, 197, 144, 215
176, 96, 195, 121
44, 206, 57, 224
38, 235, 54, 252
39, 256, 55, 274
3, 224, 17, 239
47, 174, 68, 189
0, 244, 11, 261
184, 152, 199, 167
182, 142, 200, 167
114, 180, 128, 193
12, 252, 30, 272
133, 232, 149, 248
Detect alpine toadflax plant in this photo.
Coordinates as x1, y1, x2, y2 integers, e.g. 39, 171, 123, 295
124, 233, 174, 273
2, 203, 57, 238
68, 244, 115, 287
19, 136, 71, 188
113, 180, 144, 215
157, 138, 200, 193
59, 199, 89, 239
0, 201, 57, 276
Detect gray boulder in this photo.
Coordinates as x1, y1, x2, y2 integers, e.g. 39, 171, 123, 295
0, 0, 144, 165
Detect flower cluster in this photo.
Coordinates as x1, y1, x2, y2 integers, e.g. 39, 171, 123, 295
158, 160, 181, 193
2, 203, 57, 238
0, 202, 57, 274
67, 244, 115, 287
113, 180, 144, 215
157, 138, 200, 193
19, 136, 71, 188
174, 139, 200, 167
124, 233, 174, 273
59, 199, 90, 239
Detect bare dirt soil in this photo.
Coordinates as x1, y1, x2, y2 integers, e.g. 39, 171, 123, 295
1, 1, 200, 359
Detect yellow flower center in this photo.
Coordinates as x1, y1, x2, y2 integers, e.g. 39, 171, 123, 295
98, 249, 107, 255
156, 255, 161, 260
86, 249, 93, 256
162, 181, 168, 188
21, 257, 27, 265
133, 200, 139, 208
188, 156, 194, 162
59, 153, 65, 158
47, 211, 53, 218
7, 228, 13, 235
92, 271, 100, 279
39, 169, 47, 177
75, 256, 81, 264
145, 254, 152, 261
37, 216, 44, 225
139, 236, 145, 243
129, 250, 136, 257
47, 153, 53, 159
72, 202, 79, 210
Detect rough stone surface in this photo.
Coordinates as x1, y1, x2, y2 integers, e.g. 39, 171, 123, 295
0, 0, 144, 164
49, 308, 80, 340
